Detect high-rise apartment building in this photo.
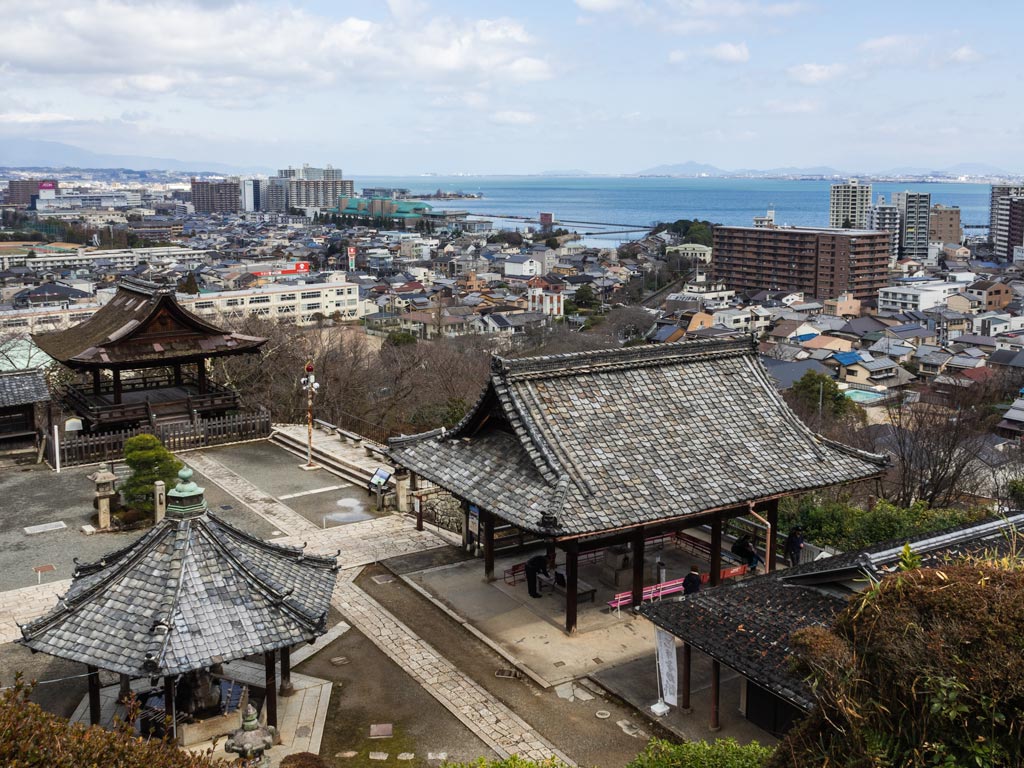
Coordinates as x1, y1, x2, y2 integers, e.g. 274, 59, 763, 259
928, 204, 962, 245
287, 178, 354, 209
990, 185, 1024, 240
829, 179, 872, 229
893, 191, 931, 260
992, 196, 1024, 260
263, 177, 288, 212
7, 179, 59, 207
190, 178, 241, 214
241, 179, 263, 212
268, 164, 353, 210
866, 194, 900, 264
711, 226, 890, 301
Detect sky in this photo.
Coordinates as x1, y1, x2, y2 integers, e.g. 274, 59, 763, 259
0, 0, 1021, 175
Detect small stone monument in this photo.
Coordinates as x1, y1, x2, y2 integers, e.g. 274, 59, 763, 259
153, 480, 167, 524
224, 704, 277, 767
89, 463, 118, 530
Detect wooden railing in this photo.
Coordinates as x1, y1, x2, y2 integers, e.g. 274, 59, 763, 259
58, 410, 271, 467
62, 381, 239, 425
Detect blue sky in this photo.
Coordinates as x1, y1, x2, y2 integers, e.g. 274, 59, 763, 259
0, 0, 1020, 174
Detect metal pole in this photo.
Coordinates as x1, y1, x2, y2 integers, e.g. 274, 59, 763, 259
53, 424, 61, 473
306, 379, 313, 467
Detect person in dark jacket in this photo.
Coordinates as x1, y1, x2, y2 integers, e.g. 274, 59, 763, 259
682, 565, 702, 595
525, 553, 550, 598
784, 527, 805, 567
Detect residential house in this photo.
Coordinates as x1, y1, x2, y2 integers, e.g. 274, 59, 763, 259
964, 280, 1012, 312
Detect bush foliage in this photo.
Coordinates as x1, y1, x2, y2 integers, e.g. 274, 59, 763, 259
443, 738, 772, 768
780, 496, 986, 552
0, 681, 230, 767
121, 434, 183, 514
769, 561, 1024, 767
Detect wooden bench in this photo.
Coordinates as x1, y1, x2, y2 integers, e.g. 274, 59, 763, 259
607, 564, 750, 614
538, 572, 597, 603
503, 562, 527, 585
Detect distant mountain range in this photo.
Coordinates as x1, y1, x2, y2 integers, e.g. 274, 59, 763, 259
632, 160, 1018, 178
0, 139, 271, 175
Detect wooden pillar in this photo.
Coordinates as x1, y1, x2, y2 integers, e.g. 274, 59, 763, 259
710, 659, 721, 731
196, 360, 208, 394
482, 510, 495, 582
91, 369, 101, 396
112, 369, 122, 405
710, 515, 723, 587
545, 540, 556, 565
87, 665, 101, 726
681, 643, 692, 712
118, 673, 131, 704
163, 675, 176, 739
631, 527, 646, 609
565, 540, 579, 634
279, 645, 295, 697
173, 363, 183, 386
766, 499, 779, 573
264, 651, 278, 729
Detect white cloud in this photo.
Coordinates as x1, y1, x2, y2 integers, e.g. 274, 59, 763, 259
491, 110, 537, 125
948, 45, 981, 64
0, 2, 553, 103
860, 34, 915, 52
0, 112, 77, 124
787, 62, 846, 85
575, 0, 635, 11
707, 42, 749, 63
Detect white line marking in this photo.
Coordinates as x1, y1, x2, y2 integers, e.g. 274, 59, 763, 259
278, 484, 351, 500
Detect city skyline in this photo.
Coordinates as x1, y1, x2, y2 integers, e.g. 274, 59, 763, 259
0, 0, 1020, 175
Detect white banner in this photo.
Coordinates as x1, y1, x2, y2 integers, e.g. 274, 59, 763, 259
655, 628, 678, 706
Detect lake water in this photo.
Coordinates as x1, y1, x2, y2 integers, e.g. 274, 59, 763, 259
354, 175, 991, 244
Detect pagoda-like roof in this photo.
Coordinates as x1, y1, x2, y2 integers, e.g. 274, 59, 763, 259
20, 468, 337, 676
32, 278, 266, 369
389, 338, 888, 538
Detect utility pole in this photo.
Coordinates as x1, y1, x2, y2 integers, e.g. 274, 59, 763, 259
300, 361, 320, 470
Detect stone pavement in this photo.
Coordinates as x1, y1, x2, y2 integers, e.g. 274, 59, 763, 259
272, 422, 394, 479
331, 569, 576, 766
0, 580, 70, 644
281, 514, 450, 568
186, 450, 318, 535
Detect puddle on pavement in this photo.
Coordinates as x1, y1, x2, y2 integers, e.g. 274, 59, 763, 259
321, 497, 374, 526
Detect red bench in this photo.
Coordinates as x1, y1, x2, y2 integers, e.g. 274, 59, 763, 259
503, 562, 526, 585
607, 564, 749, 614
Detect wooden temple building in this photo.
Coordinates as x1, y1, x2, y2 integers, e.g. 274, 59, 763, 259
19, 466, 338, 738
33, 278, 266, 431
389, 338, 888, 636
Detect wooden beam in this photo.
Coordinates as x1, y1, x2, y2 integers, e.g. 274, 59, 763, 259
264, 651, 278, 729
91, 369, 101, 396
710, 660, 721, 731
87, 665, 101, 726
112, 369, 122, 405
681, 643, 692, 713
710, 515, 722, 587
565, 539, 579, 634
196, 360, 208, 394
766, 498, 779, 573
482, 510, 495, 582
631, 527, 646, 609
173, 363, 183, 386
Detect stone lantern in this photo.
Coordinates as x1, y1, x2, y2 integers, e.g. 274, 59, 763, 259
224, 704, 277, 767
89, 463, 118, 530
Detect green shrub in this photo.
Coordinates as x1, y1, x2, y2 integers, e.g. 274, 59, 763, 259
628, 738, 773, 768
0, 681, 228, 767
120, 434, 182, 514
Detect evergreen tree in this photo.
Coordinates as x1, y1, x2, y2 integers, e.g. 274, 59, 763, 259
120, 435, 182, 514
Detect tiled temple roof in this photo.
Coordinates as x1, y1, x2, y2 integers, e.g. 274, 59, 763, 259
33, 278, 266, 368
389, 338, 887, 537
20, 468, 337, 676
0, 369, 50, 408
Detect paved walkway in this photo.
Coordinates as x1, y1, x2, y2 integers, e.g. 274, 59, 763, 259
281, 515, 450, 567
332, 570, 575, 766
0, 580, 70, 644
273, 423, 394, 479
186, 450, 318, 535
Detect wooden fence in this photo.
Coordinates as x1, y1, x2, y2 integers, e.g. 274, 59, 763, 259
56, 410, 272, 467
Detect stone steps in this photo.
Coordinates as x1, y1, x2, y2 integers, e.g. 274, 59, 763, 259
270, 428, 388, 489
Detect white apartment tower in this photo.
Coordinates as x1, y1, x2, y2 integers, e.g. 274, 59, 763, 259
867, 194, 900, 265
829, 179, 872, 229
894, 191, 932, 260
